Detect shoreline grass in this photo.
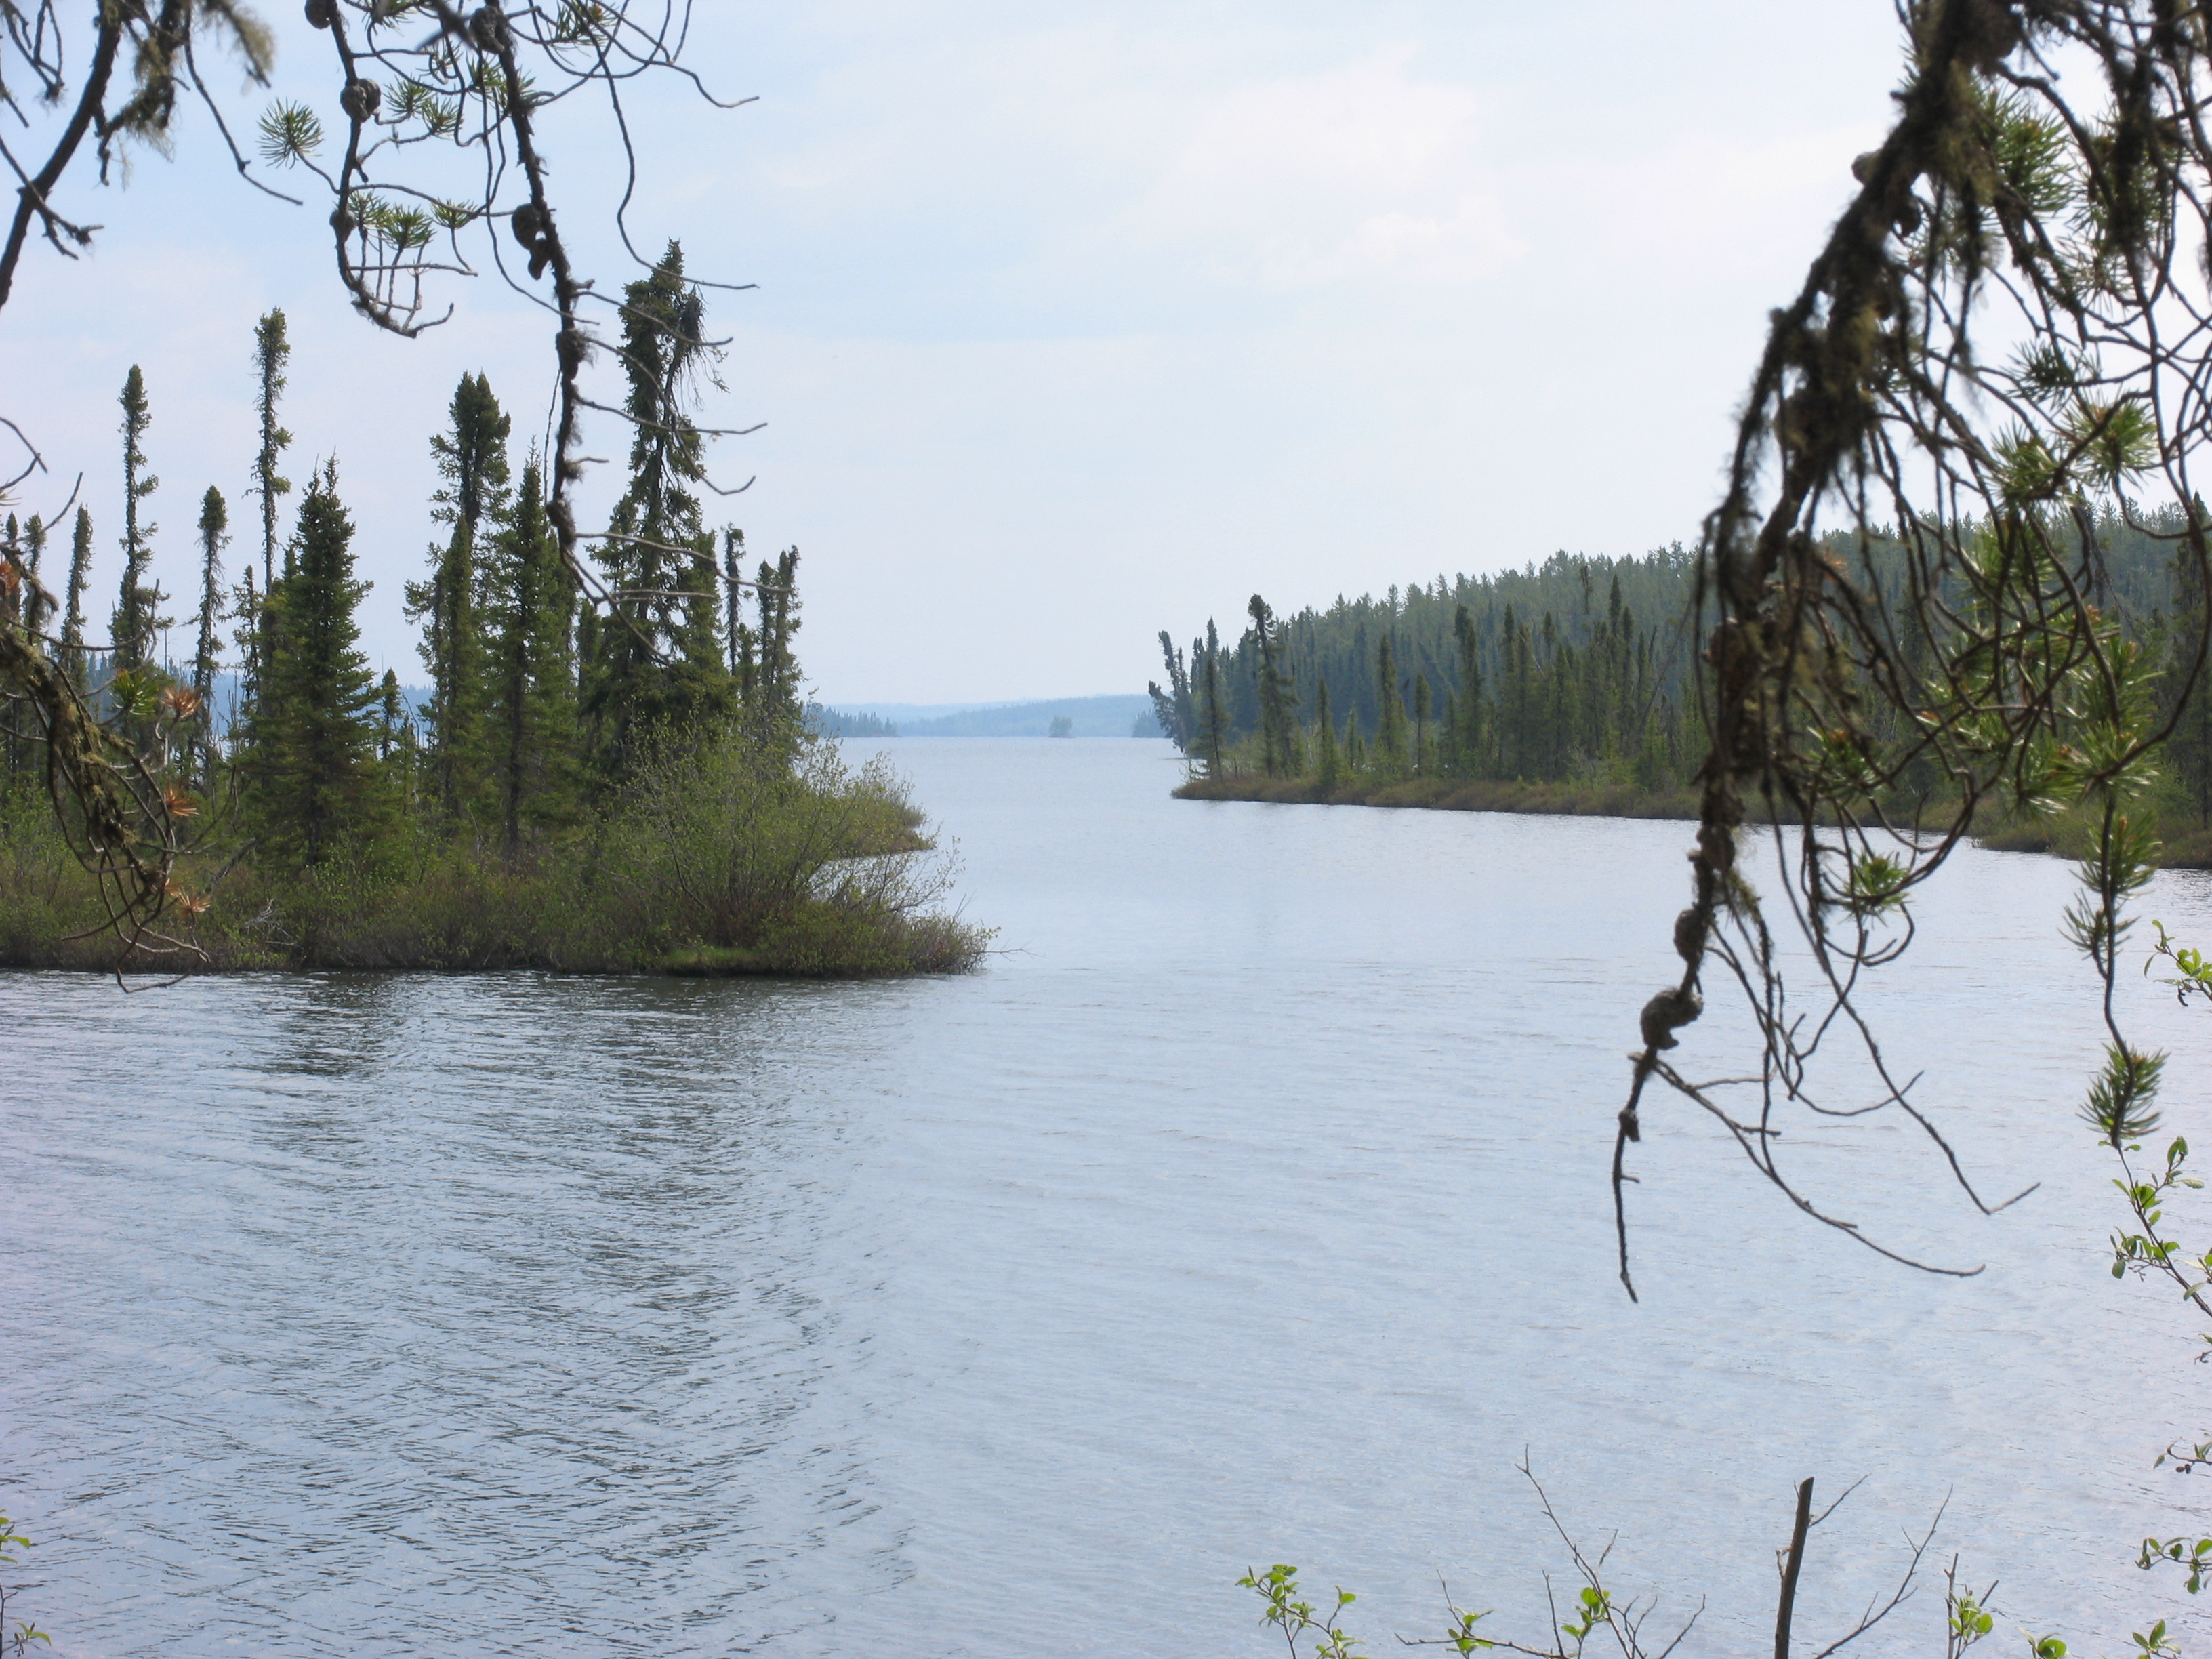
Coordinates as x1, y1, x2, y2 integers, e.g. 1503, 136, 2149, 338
0, 846, 993, 979
0, 737, 992, 980
1174, 773, 2212, 869
1173, 773, 1702, 819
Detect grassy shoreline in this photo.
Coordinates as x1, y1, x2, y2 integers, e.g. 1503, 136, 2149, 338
0, 842, 989, 979
0, 740, 992, 980
1174, 773, 1703, 819
1174, 773, 2212, 869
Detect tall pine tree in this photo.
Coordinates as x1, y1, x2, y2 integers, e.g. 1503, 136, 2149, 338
60, 506, 92, 688
191, 488, 230, 785
729, 531, 756, 705
485, 455, 580, 852
110, 366, 164, 672
405, 371, 510, 819
1373, 632, 1408, 775
2, 516, 18, 632
1199, 621, 1227, 777
1, 517, 21, 787
582, 241, 733, 781
739, 545, 803, 753
231, 565, 262, 752
1449, 603, 1485, 777
252, 310, 294, 591
19, 514, 49, 639
237, 310, 295, 758
249, 462, 386, 867
1314, 676, 1340, 790
1249, 594, 1295, 777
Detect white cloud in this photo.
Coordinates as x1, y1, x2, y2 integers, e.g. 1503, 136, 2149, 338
1252, 194, 1523, 288
1097, 49, 1526, 291
1539, 127, 1883, 275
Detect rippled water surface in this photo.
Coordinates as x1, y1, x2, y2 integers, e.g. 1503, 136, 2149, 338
9, 737, 2212, 1656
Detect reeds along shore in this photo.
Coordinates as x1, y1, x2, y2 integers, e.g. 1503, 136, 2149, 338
1173, 771, 2212, 870
1172, 772, 1700, 821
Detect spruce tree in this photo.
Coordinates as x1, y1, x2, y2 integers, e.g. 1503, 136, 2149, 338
1199, 626, 1227, 778
1374, 633, 1408, 775
377, 670, 406, 763
60, 506, 92, 688
1315, 676, 1340, 790
1447, 605, 1481, 777
20, 514, 49, 638
231, 566, 262, 746
251, 462, 386, 867
191, 487, 230, 785
734, 535, 760, 685
252, 310, 294, 591
110, 365, 165, 672
1633, 697, 1676, 793
1, 517, 18, 787
405, 371, 510, 819
485, 456, 580, 851
739, 545, 802, 752
1412, 674, 1432, 775
1537, 611, 1565, 776
240, 311, 294, 759
672, 541, 735, 735
0, 516, 18, 682
1249, 594, 1295, 777
1497, 605, 1528, 778
581, 241, 733, 779
375, 669, 422, 813
1146, 629, 1195, 750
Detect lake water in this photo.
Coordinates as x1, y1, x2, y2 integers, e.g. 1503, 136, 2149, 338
7, 737, 2212, 1656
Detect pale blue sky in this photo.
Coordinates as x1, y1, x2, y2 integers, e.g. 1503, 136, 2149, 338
5, 0, 1903, 702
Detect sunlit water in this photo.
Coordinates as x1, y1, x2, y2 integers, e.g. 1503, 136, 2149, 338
7, 737, 2212, 1656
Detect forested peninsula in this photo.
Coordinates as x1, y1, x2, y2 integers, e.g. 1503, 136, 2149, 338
0, 252, 985, 977
1149, 520, 2212, 863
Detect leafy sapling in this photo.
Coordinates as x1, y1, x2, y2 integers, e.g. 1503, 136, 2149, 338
1239, 1564, 1368, 1659
0, 1515, 49, 1656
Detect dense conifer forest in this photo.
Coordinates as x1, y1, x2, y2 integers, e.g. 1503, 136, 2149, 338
0, 251, 983, 976
1149, 548, 1704, 797
1151, 518, 2212, 855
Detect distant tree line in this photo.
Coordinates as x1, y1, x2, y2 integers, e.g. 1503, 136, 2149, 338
1151, 518, 2212, 815
1149, 550, 1703, 792
810, 706, 899, 739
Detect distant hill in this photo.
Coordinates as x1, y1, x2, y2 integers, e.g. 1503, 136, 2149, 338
827, 701, 1020, 726
818, 694, 1163, 739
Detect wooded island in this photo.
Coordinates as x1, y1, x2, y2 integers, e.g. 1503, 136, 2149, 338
0, 252, 984, 977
